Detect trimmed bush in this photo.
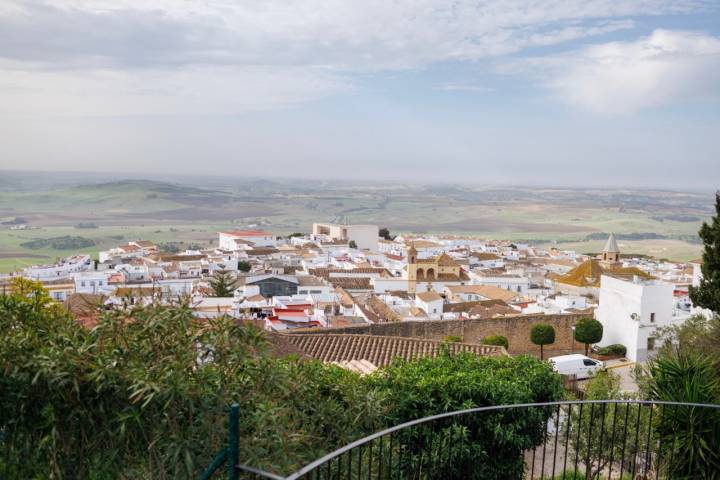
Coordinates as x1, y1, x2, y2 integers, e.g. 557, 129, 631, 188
594, 344, 627, 357
530, 323, 555, 359
482, 335, 509, 349
574, 318, 603, 355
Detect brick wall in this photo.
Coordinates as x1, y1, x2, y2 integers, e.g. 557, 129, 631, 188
291, 313, 587, 356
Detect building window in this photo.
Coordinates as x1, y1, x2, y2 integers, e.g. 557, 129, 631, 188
647, 337, 656, 351
650, 313, 656, 323
81, 281, 86, 287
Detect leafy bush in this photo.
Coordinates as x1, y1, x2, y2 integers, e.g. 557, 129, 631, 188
0, 280, 564, 480
482, 335, 509, 349
444, 335, 463, 343
0, 279, 386, 479
594, 343, 627, 356
370, 352, 564, 480
649, 353, 720, 478
569, 370, 649, 478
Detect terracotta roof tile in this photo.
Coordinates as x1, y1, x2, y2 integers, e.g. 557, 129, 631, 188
282, 334, 505, 367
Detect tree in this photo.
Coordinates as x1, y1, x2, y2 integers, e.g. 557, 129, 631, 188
655, 314, 720, 365
348, 240, 357, 249
209, 269, 238, 296
530, 323, 555, 360
690, 192, 720, 313
379, 227, 395, 241
482, 335, 509, 349
237, 260, 251, 273
574, 317, 603, 355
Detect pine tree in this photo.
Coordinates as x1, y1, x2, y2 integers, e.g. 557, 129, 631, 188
690, 192, 720, 313
209, 269, 237, 297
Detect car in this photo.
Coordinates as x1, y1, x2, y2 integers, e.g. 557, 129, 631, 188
548, 354, 604, 380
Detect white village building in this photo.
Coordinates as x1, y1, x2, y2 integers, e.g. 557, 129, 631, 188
595, 274, 691, 362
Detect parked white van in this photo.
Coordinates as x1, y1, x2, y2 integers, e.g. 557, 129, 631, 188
548, 354, 604, 380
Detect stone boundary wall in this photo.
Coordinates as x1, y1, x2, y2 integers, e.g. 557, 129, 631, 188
292, 313, 588, 356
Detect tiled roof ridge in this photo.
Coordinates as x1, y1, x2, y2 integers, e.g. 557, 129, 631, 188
280, 333, 505, 366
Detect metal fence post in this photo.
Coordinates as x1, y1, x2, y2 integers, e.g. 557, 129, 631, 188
228, 403, 240, 480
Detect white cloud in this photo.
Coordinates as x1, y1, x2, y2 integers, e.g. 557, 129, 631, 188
526, 29, 720, 114
0, 1, 709, 115
0, 62, 351, 116
435, 83, 493, 92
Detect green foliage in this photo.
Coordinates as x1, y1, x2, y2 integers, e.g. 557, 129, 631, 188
19, 235, 95, 250
550, 472, 587, 480
370, 353, 565, 480
594, 344, 627, 357
482, 335, 509, 349
690, 192, 720, 313
237, 260, 251, 273
0, 282, 387, 479
658, 315, 720, 373
574, 318, 603, 355
0, 281, 568, 479
444, 335, 463, 343
569, 371, 649, 479
379, 227, 396, 241
649, 353, 720, 479
530, 323, 555, 359
287, 232, 304, 238
348, 240, 358, 249
209, 269, 238, 297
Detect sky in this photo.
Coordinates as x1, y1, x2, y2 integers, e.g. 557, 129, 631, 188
0, 0, 719, 188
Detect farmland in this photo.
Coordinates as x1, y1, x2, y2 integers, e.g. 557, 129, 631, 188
0, 171, 711, 271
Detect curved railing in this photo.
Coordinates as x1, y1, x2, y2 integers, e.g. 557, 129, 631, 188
210, 400, 720, 480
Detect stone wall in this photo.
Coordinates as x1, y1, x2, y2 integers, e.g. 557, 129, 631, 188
292, 313, 587, 356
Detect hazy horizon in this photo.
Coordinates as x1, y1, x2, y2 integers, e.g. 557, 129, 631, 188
0, 168, 717, 194
1, 1, 720, 189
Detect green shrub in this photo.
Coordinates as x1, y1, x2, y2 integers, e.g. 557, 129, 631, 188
649, 353, 720, 478
594, 344, 626, 356
0, 280, 565, 480
482, 335, 509, 349
0, 279, 386, 479
444, 335, 463, 343
369, 352, 564, 480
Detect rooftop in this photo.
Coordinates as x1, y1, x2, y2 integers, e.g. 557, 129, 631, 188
281, 333, 505, 367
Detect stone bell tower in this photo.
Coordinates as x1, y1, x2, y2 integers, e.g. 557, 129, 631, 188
600, 232, 620, 267
407, 243, 418, 294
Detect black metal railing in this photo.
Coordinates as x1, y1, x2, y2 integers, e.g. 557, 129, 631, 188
206, 400, 720, 480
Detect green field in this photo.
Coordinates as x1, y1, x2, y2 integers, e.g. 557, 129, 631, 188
0, 173, 711, 271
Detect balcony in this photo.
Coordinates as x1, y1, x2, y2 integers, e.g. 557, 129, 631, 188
202, 399, 720, 480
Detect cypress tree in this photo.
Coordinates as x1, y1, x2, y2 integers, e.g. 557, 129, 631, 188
690, 192, 720, 313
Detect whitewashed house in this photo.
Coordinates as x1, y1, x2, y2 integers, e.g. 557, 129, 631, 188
595, 274, 691, 362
